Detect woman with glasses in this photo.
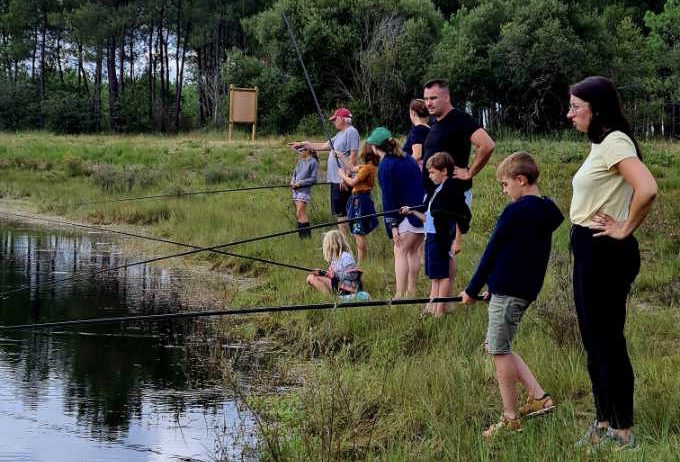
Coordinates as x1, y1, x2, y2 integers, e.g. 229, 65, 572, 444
567, 76, 657, 450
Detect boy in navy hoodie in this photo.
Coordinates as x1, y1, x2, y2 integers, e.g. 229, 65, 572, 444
460, 151, 564, 437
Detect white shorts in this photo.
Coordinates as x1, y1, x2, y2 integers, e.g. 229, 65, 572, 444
398, 218, 425, 234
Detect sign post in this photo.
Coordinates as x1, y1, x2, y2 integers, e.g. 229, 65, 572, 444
228, 85, 258, 142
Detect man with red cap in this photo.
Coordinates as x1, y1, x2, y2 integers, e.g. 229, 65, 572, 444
291, 108, 360, 234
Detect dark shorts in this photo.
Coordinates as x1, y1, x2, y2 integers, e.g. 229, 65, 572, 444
330, 183, 351, 217
424, 233, 453, 280
346, 193, 378, 236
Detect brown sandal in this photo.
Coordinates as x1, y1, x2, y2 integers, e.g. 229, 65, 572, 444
518, 393, 555, 417
482, 415, 522, 438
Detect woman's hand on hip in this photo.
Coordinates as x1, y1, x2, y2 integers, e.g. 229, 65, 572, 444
591, 212, 629, 240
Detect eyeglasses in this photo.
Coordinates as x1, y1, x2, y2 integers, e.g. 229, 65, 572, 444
568, 103, 586, 113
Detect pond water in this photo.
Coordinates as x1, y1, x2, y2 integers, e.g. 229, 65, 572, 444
0, 219, 257, 462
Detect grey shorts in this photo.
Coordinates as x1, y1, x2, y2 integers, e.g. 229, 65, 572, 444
485, 294, 530, 355
292, 190, 311, 203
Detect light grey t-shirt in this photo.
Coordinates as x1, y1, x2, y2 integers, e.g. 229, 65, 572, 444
327, 125, 360, 183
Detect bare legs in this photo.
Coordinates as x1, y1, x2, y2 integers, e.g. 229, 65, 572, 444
493, 352, 550, 420
393, 232, 423, 298
295, 201, 308, 223
428, 277, 451, 316
306, 273, 332, 293
354, 234, 367, 262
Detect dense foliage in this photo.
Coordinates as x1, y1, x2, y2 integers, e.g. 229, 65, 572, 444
0, 0, 677, 136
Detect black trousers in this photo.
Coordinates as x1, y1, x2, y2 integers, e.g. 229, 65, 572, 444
571, 225, 640, 429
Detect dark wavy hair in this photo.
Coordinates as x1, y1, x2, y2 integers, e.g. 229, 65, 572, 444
569, 76, 642, 160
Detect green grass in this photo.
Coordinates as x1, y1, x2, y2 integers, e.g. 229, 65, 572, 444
0, 132, 678, 461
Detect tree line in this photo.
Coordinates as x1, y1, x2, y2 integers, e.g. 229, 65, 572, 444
0, 0, 677, 137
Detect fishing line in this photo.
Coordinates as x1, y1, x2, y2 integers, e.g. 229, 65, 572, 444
282, 11, 342, 169
0, 211, 315, 273
78, 182, 331, 206
0, 208, 401, 299
0, 296, 464, 331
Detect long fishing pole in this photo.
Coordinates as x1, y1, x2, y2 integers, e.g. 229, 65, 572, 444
0, 208, 401, 299
78, 182, 331, 206
0, 297, 464, 331
282, 12, 342, 168
0, 211, 314, 273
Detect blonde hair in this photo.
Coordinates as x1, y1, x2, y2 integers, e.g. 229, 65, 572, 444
322, 230, 352, 263
496, 151, 539, 184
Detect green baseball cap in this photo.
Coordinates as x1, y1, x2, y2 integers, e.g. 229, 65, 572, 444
366, 126, 392, 145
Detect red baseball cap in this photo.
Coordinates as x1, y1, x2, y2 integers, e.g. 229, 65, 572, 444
329, 107, 352, 120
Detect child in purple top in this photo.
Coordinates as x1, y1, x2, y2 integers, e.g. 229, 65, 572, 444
306, 230, 361, 295
290, 146, 318, 238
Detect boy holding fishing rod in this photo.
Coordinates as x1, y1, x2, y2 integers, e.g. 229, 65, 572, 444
459, 152, 563, 437
400, 152, 471, 317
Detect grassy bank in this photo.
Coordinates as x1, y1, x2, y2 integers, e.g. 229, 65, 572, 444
0, 132, 678, 461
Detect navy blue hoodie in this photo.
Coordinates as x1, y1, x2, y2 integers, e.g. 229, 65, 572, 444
466, 195, 564, 301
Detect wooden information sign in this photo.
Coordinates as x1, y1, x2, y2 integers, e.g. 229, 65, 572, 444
228, 85, 258, 141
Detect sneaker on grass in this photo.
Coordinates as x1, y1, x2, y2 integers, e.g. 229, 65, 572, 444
600, 427, 640, 452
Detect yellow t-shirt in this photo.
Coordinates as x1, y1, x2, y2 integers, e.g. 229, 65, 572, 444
570, 131, 637, 227
352, 164, 376, 194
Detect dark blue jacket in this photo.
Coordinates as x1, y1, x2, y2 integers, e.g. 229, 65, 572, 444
466, 195, 564, 301
377, 153, 424, 238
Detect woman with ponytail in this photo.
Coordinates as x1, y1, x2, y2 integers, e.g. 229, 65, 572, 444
368, 127, 425, 299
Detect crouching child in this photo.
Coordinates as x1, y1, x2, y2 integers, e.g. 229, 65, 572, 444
306, 230, 364, 297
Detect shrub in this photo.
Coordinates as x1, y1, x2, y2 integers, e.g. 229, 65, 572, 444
44, 90, 95, 134
89, 163, 121, 192
123, 164, 161, 192
63, 154, 86, 177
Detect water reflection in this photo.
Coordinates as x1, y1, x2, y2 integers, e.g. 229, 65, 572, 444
0, 220, 256, 461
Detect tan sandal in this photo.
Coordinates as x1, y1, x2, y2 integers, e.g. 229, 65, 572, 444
519, 393, 555, 417
482, 415, 522, 438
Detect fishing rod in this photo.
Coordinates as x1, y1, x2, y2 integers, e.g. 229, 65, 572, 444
0, 296, 464, 331
0, 211, 315, 273
282, 12, 342, 169
0, 208, 401, 299
78, 182, 332, 206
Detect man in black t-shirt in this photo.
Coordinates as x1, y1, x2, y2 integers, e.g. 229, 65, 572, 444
421, 79, 495, 280
422, 79, 495, 196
